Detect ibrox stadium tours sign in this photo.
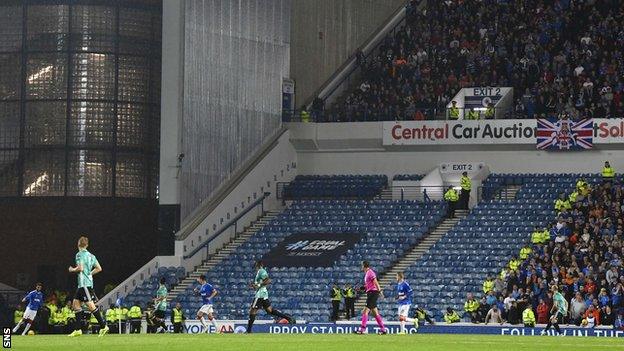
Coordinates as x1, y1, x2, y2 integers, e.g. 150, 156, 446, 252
383, 118, 624, 146
162, 321, 623, 337
262, 232, 362, 268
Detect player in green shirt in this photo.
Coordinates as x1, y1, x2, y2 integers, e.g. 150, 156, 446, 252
68, 236, 109, 337
153, 277, 169, 333
246, 260, 295, 333
541, 285, 568, 336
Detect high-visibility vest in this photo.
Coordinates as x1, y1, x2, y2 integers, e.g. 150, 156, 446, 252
14, 310, 24, 324
460, 176, 471, 191
482, 280, 494, 294
519, 247, 533, 260
415, 309, 427, 320
47, 304, 57, 325
300, 111, 310, 123
444, 189, 459, 201
115, 307, 127, 321
464, 299, 479, 312
331, 287, 342, 301
508, 259, 520, 271
106, 309, 116, 323
554, 199, 571, 212
531, 231, 542, 244
128, 306, 142, 319
449, 107, 460, 119
569, 191, 578, 203
54, 310, 66, 325
467, 110, 479, 120
522, 308, 536, 324
344, 288, 355, 298
602, 166, 615, 178
485, 106, 495, 118
173, 308, 184, 323
89, 313, 98, 325
540, 230, 551, 243
444, 311, 460, 323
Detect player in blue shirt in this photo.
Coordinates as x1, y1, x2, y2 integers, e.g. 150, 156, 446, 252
195, 275, 218, 333
396, 272, 418, 334
13, 282, 44, 335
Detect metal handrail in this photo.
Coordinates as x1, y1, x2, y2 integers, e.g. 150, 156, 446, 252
183, 192, 270, 259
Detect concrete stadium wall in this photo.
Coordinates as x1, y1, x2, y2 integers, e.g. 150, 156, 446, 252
287, 122, 624, 176
290, 0, 406, 105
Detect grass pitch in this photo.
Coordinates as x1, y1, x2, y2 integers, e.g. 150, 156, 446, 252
8, 333, 624, 351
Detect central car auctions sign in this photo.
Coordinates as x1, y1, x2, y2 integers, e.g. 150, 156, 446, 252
382, 119, 624, 146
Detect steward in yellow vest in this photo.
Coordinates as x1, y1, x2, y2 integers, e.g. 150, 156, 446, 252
522, 306, 536, 327
444, 308, 460, 323
444, 187, 459, 218
171, 303, 185, 333
602, 161, 615, 181
449, 101, 460, 119
128, 304, 143, 334
519, 245, 533, 260
482, 277, 494, 294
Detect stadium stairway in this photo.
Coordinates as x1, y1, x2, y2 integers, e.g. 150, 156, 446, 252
167, 210, 282, 302
352, 209, 469, 314
492, 184, 522, 201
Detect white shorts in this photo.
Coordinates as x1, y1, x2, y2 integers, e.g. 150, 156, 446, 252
397, 304, 410, 318
198, 304, 214, 315
23, 307, 38, 321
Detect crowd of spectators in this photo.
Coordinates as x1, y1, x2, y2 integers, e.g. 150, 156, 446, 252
324, 0, 624, 122
458, 177, 624, 329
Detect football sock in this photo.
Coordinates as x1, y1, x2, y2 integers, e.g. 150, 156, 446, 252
208, 316, 217, 330
12, 320, 23, 333
74, 310, 84, 331
554, 323, 561, 334
360, 313, 368, 331
199, 316, 209, 331
21, 323, 31, 335
374, 314, 386, 332
247, 314, 256, 332
92, 307, 106, 328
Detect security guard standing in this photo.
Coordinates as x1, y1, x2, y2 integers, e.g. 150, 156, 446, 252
444, 186, 459, 218
300, 107, 310, 123
484, 102, 495, 119
602, 161, 615, 183
115, 305, 128, 333
531, 226, 543, 245
522, 305, 536, 327
459, 172, 471, 210
554, 194, 571, 213
171, 303, 185, 333
467, 108, 479, 120
128, 303, 143, 334
482, 276, 494, 294
343, 283, 356, 319
519, 244, 533, 260
330, 283, 342, 321
449, 100, 460, 119
508, 256, 521, 272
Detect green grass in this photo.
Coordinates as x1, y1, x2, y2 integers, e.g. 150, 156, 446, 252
9, 333, 624, 351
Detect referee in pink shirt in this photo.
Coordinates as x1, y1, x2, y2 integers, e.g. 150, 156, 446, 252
356, 261, 387, 334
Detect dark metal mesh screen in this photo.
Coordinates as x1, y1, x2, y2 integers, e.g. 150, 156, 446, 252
0, 2, 160, 198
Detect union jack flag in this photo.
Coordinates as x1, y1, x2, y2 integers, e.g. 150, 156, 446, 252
536, 118, 593, 150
